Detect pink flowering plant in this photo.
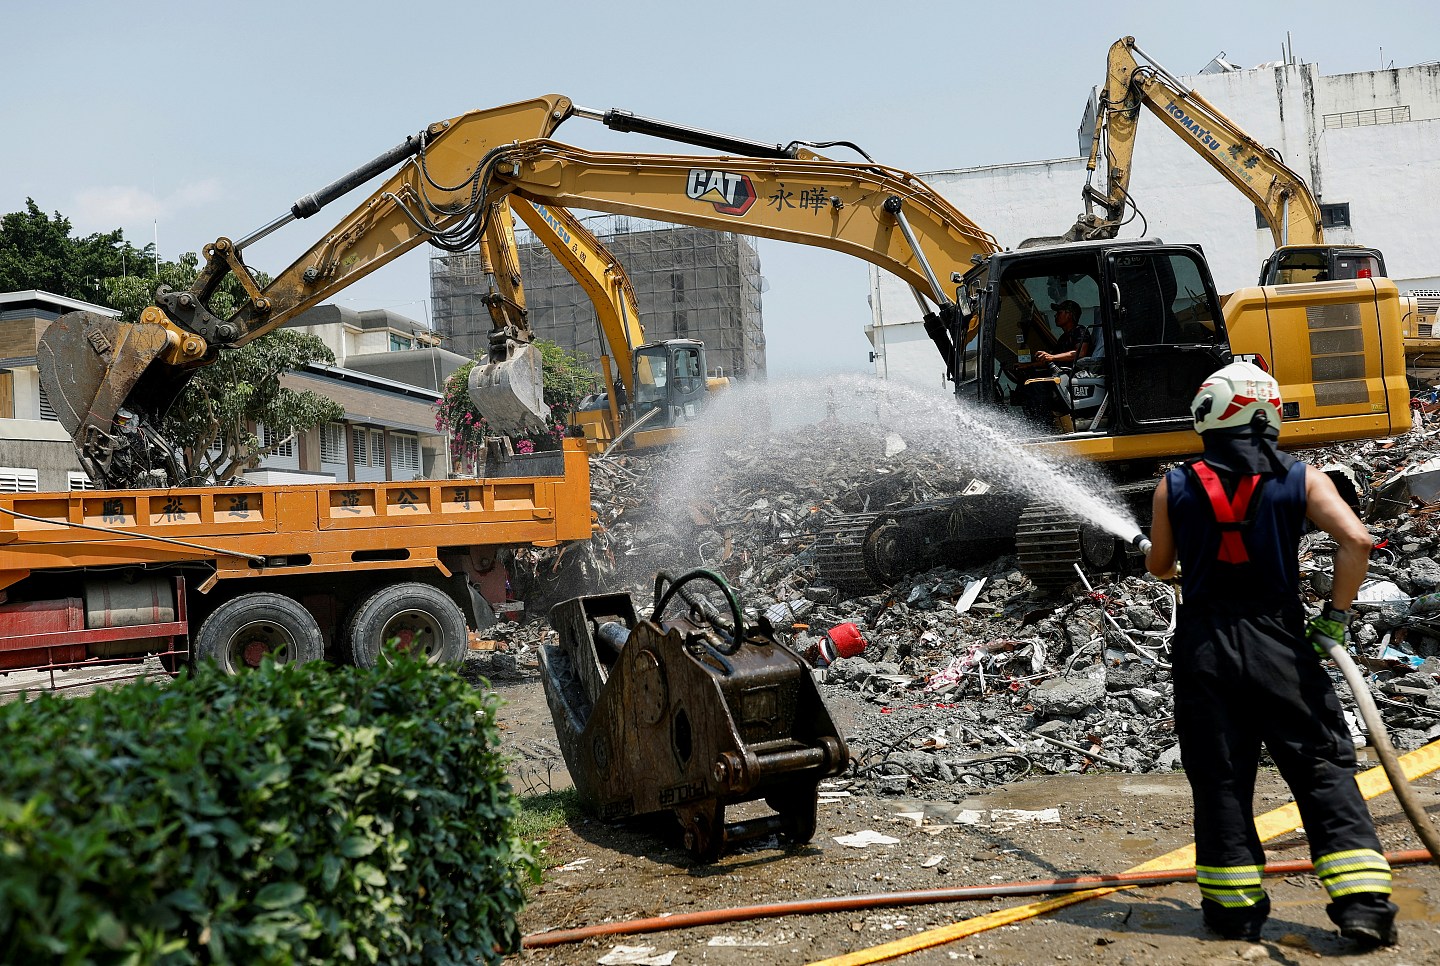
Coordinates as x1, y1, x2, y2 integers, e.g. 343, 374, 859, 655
436, 340, 599, 471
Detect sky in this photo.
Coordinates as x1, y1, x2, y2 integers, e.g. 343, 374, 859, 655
4, 1, 1436, 377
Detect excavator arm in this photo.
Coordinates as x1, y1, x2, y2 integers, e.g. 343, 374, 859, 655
39, 95, 578, 487
1071, 36, 1323, 249
40, 95, 999, 488
502, 200, 647, 442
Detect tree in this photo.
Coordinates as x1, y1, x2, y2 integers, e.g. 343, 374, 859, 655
101, 247, 337, 484
436, 340, 600, 470
165, 330, 344, 483
0, 199, 152, 304
3, 202, 355, 485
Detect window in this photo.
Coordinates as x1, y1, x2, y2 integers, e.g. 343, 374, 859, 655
320, 422, 347, 464
67, 471, 96, 491
1268, 249, 1329, 285
1259, 203, 1353, 231
352, 426, 369, 465
371, 430, 386, 467
259, 423, 294, 458
1321, 204, 1351, 229
389, 333, 414, 351
1110, 251, 1218, 347
390, 433, 421, 477
38, 384, 57, 421
0, 467, 39, 493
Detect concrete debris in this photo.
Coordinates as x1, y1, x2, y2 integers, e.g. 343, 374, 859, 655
834, 830, 902, 848
953, 807, 1061, 827
596, 946, 677, 966
489, 415, 1440, 804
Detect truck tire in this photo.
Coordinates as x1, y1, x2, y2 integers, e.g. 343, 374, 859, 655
194, 593, 324, 673
346, 582, 468, 668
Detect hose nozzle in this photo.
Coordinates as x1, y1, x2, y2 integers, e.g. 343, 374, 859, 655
1131, 533, 1153, 555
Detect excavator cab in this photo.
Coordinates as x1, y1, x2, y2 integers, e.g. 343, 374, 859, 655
1259, 246, 1387, 287
631, 340, 708, 431
970, 240, 1229, 437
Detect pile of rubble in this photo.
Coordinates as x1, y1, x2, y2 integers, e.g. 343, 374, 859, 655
490, 412, 1440, 801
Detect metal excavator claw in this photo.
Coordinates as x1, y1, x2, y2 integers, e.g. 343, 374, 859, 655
36, 311, 191, 489
542, 571, 849, 861
467, 335, 549, 437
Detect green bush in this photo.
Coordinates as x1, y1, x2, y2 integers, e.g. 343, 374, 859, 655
0, 658, 537, 965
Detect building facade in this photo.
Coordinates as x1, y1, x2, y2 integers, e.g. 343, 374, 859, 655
431, 214, 767, 381
257, 305, 471, 483
868, 55, 1440, 386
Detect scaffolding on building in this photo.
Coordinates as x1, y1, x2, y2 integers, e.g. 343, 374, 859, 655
430, 212, 765, 380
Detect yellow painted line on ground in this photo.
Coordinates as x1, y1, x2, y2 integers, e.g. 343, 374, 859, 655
810, 740, 1440, 966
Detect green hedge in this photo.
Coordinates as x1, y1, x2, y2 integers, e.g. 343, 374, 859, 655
0, 658, 536, 965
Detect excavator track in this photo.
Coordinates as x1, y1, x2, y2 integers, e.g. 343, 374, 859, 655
1014, 504, 1083, 596
813, 493, 1024, 598
812, 513, 889, 595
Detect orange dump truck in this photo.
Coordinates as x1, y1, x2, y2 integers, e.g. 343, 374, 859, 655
0, 442, 591, 680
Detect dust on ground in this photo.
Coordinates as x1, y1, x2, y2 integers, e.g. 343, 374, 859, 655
493, 673, 1440, 966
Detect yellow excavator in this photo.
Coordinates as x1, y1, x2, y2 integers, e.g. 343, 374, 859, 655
1068, 36, 1432, 374
36, 94, 1411, 593
477, 198, 729, 454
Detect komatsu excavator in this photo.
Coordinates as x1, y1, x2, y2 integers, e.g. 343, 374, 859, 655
1067, 36, 1430, 373
1069, 37, 1384, 272
37, 94, 1410, 595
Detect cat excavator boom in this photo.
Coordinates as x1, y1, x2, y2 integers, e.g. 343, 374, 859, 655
37, 94, 997, 488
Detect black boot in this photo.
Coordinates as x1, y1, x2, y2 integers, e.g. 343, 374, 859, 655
1329, 896, 1399, 947
1202, 896, 1268, 941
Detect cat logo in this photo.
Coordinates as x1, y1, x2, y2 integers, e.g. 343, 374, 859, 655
686, 168, 757, 216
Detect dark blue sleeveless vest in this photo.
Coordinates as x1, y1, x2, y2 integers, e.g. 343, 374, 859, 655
1166, 459, 1308, 607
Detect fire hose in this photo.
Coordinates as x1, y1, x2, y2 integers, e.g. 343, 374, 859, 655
521, 849, 1434, 948
1318, 634, 1440, 868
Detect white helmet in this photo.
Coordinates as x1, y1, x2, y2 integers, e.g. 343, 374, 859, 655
1191, 361, 1283, 434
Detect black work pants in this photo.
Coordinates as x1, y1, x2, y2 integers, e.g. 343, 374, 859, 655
1173, 602, 1389, 928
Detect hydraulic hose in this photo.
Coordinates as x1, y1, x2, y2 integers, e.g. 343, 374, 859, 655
1320, 638, 1440, 868
521, 849, 1432, 948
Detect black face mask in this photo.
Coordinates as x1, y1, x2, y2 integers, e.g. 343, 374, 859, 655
1200, 426, 1297, 476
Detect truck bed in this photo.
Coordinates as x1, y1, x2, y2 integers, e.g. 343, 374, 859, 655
0, 440, 592, 595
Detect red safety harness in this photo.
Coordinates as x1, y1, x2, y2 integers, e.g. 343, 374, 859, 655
1190, 461, 1261, 564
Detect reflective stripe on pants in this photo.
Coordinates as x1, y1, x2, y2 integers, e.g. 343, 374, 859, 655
1315, 849, 1392, 900
1196, 864, 1266, 909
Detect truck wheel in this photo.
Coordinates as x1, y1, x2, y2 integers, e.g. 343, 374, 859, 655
346, 582, 468, 668
194, 593, 324, 673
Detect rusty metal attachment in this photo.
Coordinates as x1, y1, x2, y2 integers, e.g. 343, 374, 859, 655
36, 311, 191, 488
542, 570, 848, 861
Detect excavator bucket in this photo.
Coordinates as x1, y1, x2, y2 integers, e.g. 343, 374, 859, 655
467, 340, 549, 437
36, 312, 175, 452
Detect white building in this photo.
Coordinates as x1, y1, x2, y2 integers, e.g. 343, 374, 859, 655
868, 54, 1440, 386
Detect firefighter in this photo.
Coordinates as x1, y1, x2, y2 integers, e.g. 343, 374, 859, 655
1143, 361, 1397, 947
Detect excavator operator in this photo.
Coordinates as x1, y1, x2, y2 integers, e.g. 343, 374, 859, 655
1144, 361, 1398, 948
1034, 300, 1092, 366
